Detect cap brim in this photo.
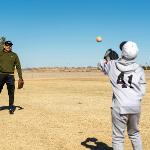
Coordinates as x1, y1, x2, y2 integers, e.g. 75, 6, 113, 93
5, 44, 13, 46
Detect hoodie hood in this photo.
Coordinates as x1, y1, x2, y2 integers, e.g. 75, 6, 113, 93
120, 41, 139, 60
116, 58, 139, 73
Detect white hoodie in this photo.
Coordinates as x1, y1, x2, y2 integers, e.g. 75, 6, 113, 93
98, 58, 146, 114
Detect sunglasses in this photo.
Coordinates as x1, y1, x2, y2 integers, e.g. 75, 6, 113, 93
5, 44, 12, 46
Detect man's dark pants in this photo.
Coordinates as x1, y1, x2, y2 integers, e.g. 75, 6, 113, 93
0, 74, 15, 109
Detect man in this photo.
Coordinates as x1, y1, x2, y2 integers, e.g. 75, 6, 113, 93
98, 41, 146, 150
0, 41, 24, 114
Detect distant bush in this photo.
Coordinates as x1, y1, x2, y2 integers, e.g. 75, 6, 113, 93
142, 66, 150, 70
0, 36, 6, 51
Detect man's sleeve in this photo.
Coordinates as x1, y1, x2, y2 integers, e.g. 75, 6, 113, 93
15, 54, 23, 79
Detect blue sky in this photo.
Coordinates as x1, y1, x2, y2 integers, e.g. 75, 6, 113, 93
0, 0, 150, 68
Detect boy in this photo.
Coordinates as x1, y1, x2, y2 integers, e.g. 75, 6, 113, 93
97, 41, 146, 150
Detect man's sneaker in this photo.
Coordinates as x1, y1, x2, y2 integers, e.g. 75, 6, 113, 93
9, 106, 15, 114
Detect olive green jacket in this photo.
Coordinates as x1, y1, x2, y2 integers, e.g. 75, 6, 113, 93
0, 50, 22, 79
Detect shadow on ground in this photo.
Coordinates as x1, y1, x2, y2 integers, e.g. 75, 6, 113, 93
0, 105, 24, 112
81, 137, 113, 150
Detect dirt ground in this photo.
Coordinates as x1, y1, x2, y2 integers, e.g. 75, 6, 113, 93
0, 71, 150, 150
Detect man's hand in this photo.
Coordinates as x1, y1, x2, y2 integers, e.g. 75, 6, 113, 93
18, 78, 24, 89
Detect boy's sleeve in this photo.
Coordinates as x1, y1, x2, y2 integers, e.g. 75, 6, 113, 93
139, 69, 146, 97
97, 59, 111, 75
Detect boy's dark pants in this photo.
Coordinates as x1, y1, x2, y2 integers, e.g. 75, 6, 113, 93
0, 74, 15, 109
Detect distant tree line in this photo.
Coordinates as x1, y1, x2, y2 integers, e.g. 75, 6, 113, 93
142, 66, 150, 70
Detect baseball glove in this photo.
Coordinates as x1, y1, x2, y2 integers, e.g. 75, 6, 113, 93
18, 78, 24, 89
104, 49, 119, 61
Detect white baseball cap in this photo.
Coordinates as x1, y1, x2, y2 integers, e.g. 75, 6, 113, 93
120, 41, 139, 60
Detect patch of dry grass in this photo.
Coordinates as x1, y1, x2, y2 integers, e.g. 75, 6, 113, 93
0, 71, 149, 150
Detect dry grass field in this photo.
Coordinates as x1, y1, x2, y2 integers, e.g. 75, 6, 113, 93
0, 70, 150, 150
